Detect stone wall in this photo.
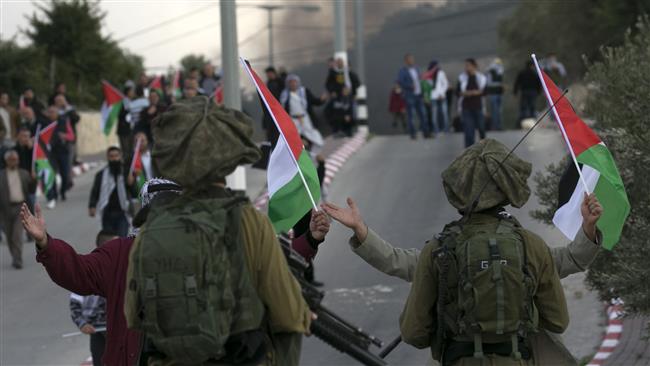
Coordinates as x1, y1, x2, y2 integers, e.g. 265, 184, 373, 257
76, 111, 119, 156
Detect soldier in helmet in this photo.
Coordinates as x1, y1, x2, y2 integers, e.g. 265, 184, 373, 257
324, 138, 603, 366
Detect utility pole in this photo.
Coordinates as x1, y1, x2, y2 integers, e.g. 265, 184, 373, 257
333, 0, 347, 63
220, 0, 246, 190
267, 8, 274, 67
353, 0, 368, 125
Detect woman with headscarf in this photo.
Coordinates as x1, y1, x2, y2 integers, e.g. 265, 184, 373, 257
279, 74, 326, 154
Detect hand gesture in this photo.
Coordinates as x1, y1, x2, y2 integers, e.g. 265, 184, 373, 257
321, 197, 368, 241
80, 324, 96, 335
581, 193, 603, 242
309, 209, 330, 242
20, 203, 47, 249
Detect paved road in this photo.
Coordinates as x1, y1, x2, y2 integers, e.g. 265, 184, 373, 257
302, 129, 603, 365
1, 130, 603, 365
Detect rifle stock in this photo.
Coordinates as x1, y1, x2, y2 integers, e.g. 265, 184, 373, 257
279, 235, 387, 366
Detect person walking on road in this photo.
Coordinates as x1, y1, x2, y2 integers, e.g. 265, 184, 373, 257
427, 60, 450, 134
0, 92, 20, 142
457, 58, 487, 147
389, 84, 407, 131
397, 54, 430, 139
514, 60, 542, 126
485, 58, 505, 130
1, 149, 35, 269
69, 230, 117, 366
88, 146, 134, 237
14, 127, 36, 215
45, 106, 74, 204
280, 74, 326, 152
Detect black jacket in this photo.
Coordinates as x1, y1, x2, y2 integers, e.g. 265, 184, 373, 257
514, 68, 542, 95
325, 69, 360, 97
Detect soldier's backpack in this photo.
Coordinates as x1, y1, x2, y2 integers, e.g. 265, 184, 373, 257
125, 192, 265, 365
434, 213, 537, 361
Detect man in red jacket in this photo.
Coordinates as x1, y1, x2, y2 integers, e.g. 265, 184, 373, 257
22, 179, 329, 365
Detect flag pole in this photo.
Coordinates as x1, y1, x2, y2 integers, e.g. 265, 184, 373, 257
531, 53, 590, 193
239, 57, 319, 211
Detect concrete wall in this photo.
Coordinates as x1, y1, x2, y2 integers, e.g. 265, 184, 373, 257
76, 111, 119, 156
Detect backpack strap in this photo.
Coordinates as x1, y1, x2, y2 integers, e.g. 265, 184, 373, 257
488, 238, 506, 336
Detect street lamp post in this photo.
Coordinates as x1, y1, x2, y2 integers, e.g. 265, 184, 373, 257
240, 4, 320, 67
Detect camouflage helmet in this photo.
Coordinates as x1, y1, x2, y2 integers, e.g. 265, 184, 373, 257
442, 139, 532, 212
152, 96, 261, 188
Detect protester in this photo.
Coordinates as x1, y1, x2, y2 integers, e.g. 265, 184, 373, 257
136, 90, 164, 145
88, 146, 134, 237
543, 53, 567, 87
0, 92, 20, 142
19, 87, 46, 121
325, 57, 360, 98
280, 74, 326, 153
397, 54, 430, 139
69, 230, 117, 366
326, 86, 355, 137
428, 60, 450, 134
45, 106, 73, 205
14, 127, 36, 214
261, 66, 284, 143
117, 83, 135, 155
420, 64, 434, 134
182, 78, 200, 99
199, 63, 220, 96
389, 84, 407, 131
53, 93, 80, 167
19, 107, 38, 134
485, 58, 505, 130
1, 149, 35, 269
323, 139, 605, 365
514, 60, 542, 125
457, 58, 487, 147
48, 82, 71, 106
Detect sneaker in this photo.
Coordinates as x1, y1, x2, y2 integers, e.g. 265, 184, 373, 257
47, 200, 56, 209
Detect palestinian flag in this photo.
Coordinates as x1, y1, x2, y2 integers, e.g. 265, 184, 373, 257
32, 122, 56, 194
149, 75, 162, 91
129, 137, 147, 194
100, 80, 124, 136
241, 59, 321, 233
172, 70, 182, 99
534, 57, 630, 250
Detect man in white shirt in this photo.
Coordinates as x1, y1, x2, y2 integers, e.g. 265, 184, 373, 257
428, 60, 450, 133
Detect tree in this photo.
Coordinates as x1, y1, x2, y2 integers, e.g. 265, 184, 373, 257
532, 18, 650, 320
180, 54, 208, 74
499, 0, 647, 80
0, 40, 49, 102
24, 0, 144, 107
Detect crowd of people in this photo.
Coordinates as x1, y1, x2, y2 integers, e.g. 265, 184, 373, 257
389, 52, 567, 146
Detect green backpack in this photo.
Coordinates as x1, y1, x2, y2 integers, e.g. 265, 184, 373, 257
127, 193, 265, 365
435, 214, 538, 360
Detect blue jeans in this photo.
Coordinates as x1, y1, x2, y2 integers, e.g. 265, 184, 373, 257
432, 99, 449, 133
462, 109, 486, 147
405, 94, 429, 137
488, 94, 502, 130
102, 210, 129, 237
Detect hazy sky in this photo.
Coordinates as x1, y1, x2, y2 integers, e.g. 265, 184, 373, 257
1, 0, 429, 72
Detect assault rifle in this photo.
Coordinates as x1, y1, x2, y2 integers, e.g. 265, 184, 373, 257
278, 235, 388, 366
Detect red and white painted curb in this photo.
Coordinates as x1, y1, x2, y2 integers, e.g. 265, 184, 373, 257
253, 127, 369, 211
586, 299, 624, 366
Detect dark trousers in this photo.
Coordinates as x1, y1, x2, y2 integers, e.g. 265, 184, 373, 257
52, 150, 70, 200
462, 109, 486, 147
1, 204, 23, 267
519, 90, 538, 121
101, 210, 129, 237
119, 134, 133, 159
405, 95, 429, 138
90, 332, 106, 366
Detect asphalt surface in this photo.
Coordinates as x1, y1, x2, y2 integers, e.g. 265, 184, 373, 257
0, 130, 603, 365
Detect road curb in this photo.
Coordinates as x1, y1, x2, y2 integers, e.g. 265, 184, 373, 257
586, 299, 624, 366
253, 127, 369, 211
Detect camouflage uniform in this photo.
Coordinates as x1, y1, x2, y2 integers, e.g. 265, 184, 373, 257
373, 139, 575, 365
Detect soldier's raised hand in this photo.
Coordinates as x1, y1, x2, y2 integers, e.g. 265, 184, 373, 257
581, 193, 603, 242
321, 197, 368, 242
20, 203, 48, 249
